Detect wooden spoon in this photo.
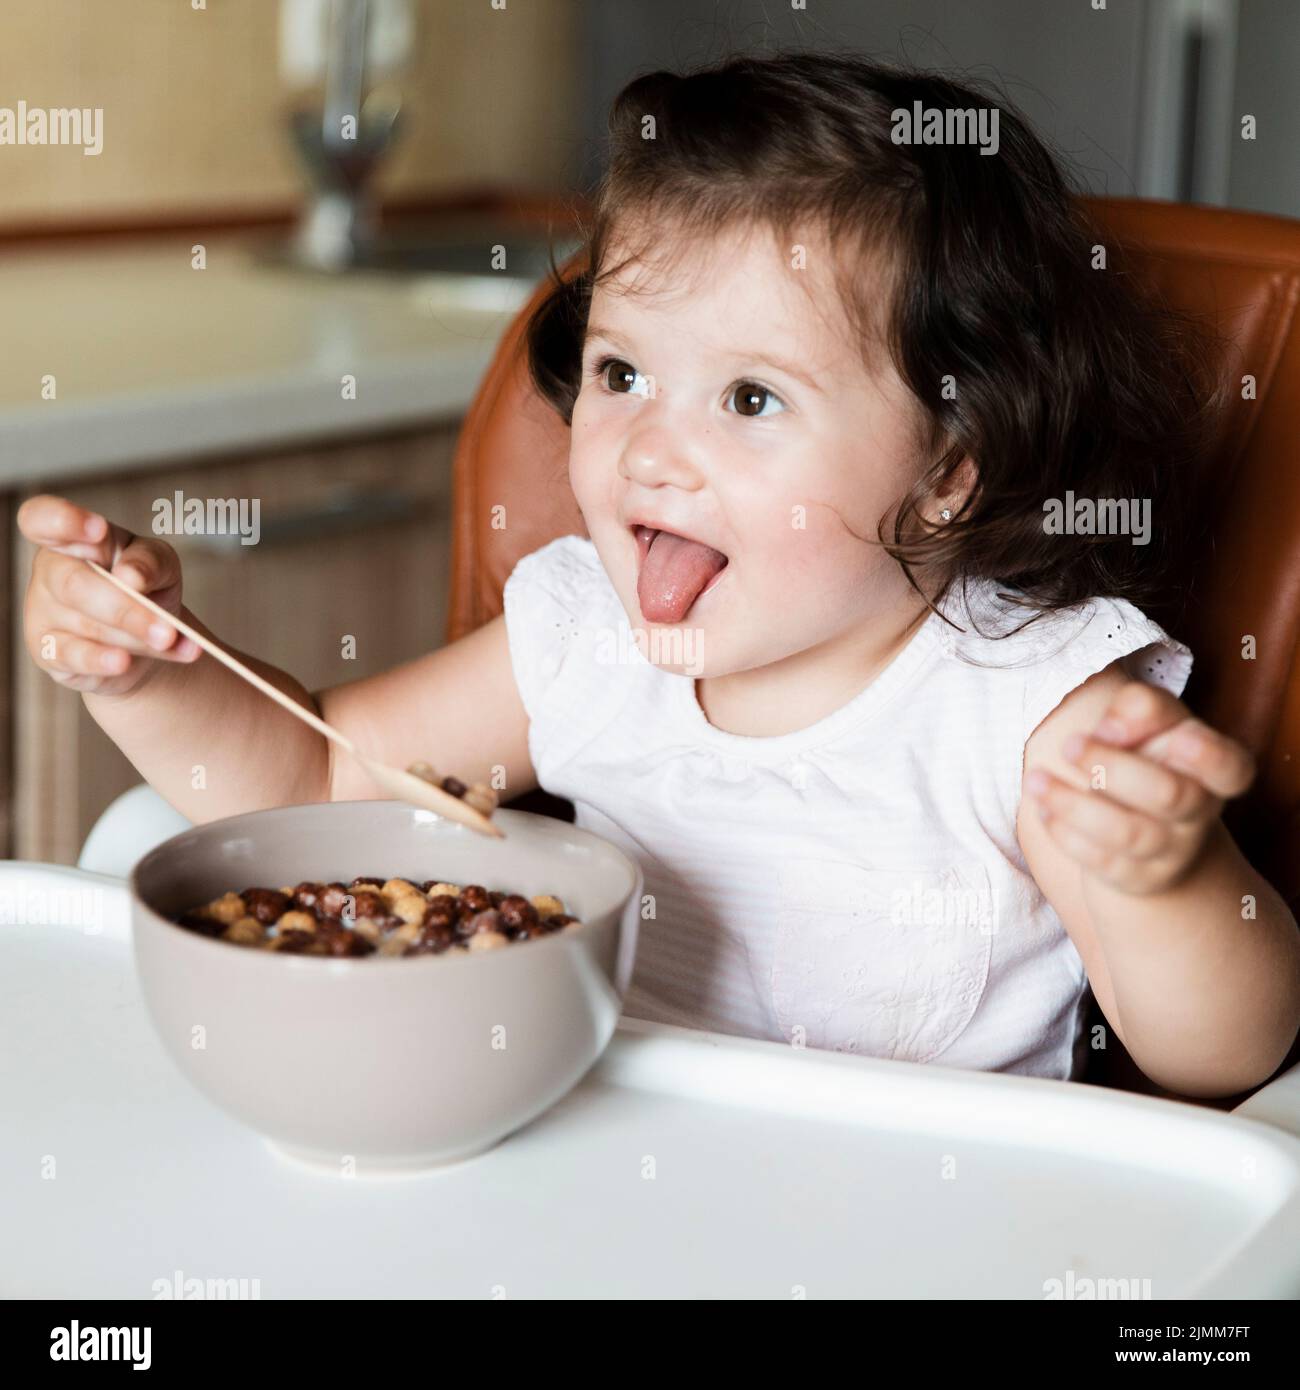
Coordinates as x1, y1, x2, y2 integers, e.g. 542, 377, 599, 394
87, 560, 504, 840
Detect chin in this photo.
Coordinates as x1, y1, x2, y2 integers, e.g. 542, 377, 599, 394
611, 601, 707, 677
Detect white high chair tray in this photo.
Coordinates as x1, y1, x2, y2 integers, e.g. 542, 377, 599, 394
2, 868, 1299, 1299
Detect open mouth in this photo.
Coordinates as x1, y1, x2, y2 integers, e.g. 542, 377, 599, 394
629, 523, 729, 625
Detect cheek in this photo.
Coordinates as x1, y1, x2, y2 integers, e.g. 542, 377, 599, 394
738, 475, 885, 589
567, 405, 612, 511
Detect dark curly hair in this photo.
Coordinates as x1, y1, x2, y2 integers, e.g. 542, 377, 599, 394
525, 51, 1226, 633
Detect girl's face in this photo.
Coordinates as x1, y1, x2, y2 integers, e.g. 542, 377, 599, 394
569, 220, 933, 680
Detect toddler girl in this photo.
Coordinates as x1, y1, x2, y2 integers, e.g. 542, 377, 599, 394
20, 55, 1300, 1098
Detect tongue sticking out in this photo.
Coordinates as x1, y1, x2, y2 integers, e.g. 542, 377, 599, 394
636, 530, 728, 624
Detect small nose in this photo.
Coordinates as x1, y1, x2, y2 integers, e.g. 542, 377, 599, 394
618, 422, 705, 492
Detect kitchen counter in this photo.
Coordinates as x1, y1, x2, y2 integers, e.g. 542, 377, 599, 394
0, 235, 530, 484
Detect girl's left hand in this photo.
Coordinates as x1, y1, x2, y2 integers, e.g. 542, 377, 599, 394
1024, 680, 1257, 896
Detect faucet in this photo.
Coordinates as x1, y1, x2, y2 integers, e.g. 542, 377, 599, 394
285, 0, 402, 271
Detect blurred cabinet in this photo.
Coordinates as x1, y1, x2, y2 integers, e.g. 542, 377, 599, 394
11, 424, 459, 864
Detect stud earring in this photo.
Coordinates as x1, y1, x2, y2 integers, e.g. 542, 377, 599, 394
940, 508, 952, 522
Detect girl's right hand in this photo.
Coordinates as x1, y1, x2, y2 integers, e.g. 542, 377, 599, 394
18, 494, 202, 697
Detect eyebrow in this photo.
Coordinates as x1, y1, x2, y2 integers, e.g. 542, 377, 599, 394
583, 323, 824, 394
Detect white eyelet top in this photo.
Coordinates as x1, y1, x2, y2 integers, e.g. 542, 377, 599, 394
502, 536, 1193, 1079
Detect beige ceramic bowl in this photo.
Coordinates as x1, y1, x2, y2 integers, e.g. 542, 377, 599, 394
131, 801, 642, 1172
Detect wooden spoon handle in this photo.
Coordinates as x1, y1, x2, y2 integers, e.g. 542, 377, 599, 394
87, 560, 357, 756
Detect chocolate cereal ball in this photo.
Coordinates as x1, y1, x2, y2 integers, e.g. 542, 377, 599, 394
458, 885, 491, 914
240, 888, 290, 925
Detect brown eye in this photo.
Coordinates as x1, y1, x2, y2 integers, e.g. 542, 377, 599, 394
603, 359, 639, 393
728, 381, 784, 418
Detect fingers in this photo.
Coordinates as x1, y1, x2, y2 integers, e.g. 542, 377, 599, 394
113, 535, 182, 597
1025, 768, 1177, 862
42, 555, 157, 647
1145, 718, 1257, 800
38, 548, 184, 651
32, 627, 200, 676
17, 494, 131, 566
22, 500, 198, 697
107, 537, 185, 651
1071, 677, 1255, 807
1058, 733, 1213, 822
1091, 679, 1187, 749
39, 632, 133, 679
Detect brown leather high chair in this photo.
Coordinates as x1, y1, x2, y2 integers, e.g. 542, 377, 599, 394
445, 197, 1300, 1101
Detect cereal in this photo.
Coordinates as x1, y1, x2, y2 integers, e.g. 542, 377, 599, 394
381, 878, 419, 902
177, 909, 223, 938
466, 908, 505, 935
498, 895, 539, 932
241, 888, 290, 924
350, 917, 385, 946
173, 876, 584, 958
347, 889, 387, 922
207, 892, 247, 925
458, 884, 491, 914
223, 915, 266, 946
271, 929, 318, 953
317, 883, 350, 918
387, 893, 426, 926
467, 930, 509, 952
464, 784, 499, 816
405, 764, 499, 821
277, 909, 317, 935
415, 918, 455, 950
319, 925, 375, 958
292, 882, 326, 912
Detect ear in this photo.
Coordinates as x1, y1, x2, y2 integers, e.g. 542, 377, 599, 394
937, 456, 979, 517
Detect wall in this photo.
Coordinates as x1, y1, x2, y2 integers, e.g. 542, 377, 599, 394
577, 0, 1151, 196
578, 0, 1299, 219
1229, 0, 1300, 216
0, 0, 583, 232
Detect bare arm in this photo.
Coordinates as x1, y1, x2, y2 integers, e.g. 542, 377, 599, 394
1018, 663, 1300, 1099
87, 611, 536, 824
319, 614, 537, 807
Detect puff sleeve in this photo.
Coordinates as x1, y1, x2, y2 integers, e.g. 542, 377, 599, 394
1021, 595, 1193, 743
